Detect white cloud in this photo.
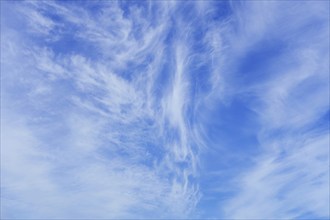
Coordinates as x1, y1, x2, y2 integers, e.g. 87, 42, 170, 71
218, 1, 329, 219
1, 1, 201, 218
1, 1, 328, 218
224, 133, 329, 219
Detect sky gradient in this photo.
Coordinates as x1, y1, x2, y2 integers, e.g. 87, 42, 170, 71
1, 0, 329, 219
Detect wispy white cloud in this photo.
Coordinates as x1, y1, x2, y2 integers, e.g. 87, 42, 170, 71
224, 133, 329, 219
1, 0, 328, 219
1, 1, 201, 218
216, 1, 329, 219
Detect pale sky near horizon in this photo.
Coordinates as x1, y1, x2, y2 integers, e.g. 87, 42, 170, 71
1, 0, 329, 219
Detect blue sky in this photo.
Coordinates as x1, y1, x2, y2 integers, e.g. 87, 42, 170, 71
1, 0, 329, 219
